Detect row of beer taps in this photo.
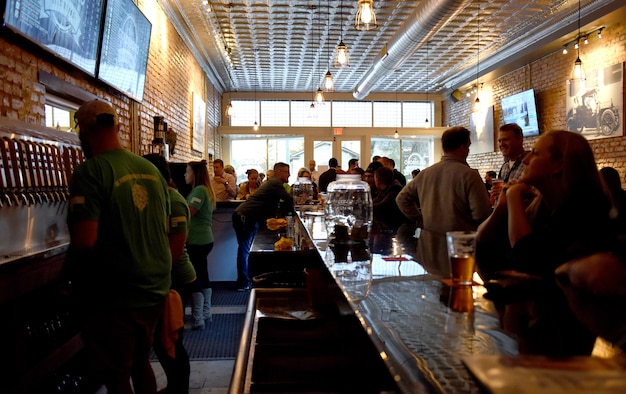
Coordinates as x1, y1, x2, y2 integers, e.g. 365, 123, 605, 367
0, 136, 84, 208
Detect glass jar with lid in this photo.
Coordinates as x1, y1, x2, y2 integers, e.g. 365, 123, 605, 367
324, 174, 373, 244
291, 177, 314, 206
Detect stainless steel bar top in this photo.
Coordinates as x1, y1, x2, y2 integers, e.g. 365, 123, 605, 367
300, 214, 518, 394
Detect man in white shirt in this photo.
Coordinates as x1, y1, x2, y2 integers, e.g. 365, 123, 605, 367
211, 159, 237, 201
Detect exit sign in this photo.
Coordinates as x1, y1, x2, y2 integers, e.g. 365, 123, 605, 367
333, 127, 343, 135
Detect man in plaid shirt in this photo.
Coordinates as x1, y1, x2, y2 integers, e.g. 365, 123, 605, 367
490, 123, 530, 202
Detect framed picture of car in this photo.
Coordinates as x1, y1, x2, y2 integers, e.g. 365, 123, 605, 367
565, 62, 623, 140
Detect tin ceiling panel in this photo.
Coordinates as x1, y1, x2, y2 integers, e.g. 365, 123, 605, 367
160, 0, 621, 96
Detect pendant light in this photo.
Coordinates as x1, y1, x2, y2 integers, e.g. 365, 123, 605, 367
394, 88, 399, 139
424, 40, 430, 127
473, 0, 481, 111
323, 1, 334, 92
334, 0, 350, 68
355, 0, 377, 31
572, 0, 585, 84
314, 1, 325, 104
224, 4, 234, 118
252, 83, 259, 131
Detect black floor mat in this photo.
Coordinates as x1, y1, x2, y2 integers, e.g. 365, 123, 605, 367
212, 282, 250, 306
182, 313, 246, 360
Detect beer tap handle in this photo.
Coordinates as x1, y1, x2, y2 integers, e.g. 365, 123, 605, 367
3, 193, 12, 207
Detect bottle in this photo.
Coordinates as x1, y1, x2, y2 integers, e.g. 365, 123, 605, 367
324, 174, 373, 245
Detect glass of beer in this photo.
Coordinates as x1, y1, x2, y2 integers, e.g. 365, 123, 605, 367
446, 231, 477, 285
490, 178, 504, 206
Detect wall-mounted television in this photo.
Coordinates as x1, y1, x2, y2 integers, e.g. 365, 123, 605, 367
3, 0, 104, 76
501, 88, 540, 137
97, 0, 151, 101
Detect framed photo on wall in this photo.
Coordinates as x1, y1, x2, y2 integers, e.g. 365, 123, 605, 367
192, 92, 206, 152
565, 62, 623, 140
469, 105, 495, 155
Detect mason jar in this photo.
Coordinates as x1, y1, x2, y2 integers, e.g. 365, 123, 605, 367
324, 174, 373, 244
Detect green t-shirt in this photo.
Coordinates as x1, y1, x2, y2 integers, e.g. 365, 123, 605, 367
67, 149, 172, 308
169, 188, 196, 286
186, 185, 215, 245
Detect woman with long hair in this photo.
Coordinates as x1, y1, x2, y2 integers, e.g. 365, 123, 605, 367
476, 130, 615, 356
184, 160, 217, 330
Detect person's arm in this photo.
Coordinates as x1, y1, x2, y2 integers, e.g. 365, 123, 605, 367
169, 231, 186, 262
237, 182, 247, 200
395, 181, 422, 223
225, 174, 237, 198
556, 253, 626, 348
506, 183, 535, 247
468, 172, 493, 224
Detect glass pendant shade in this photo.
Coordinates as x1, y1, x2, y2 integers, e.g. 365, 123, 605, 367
324, 71, 335, 92
334, 41, 350, 68
315, 88, 325, 104
355, 0, 377, 31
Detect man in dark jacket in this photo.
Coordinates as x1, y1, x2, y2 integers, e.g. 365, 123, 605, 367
232, 162, 294, 290
318, 157, 339, 192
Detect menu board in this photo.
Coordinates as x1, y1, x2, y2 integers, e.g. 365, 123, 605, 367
3, 0, 103, 75
97, 0, 151, 101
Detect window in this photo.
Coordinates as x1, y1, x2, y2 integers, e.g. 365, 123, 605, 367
260, 100, 290, 126
373, 101, 401, 127
332, 101, 372, 127
44, 94, 79, 133
230, 100, 259, 127
45, 105, 72, 131
291, 101, 331, 127
230, 136, 304, 184
403, 102, 432, 128
371, 137, 434, 178
228, 99, 433, 129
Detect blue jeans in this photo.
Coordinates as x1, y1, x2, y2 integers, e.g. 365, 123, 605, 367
232, 212, 259, 285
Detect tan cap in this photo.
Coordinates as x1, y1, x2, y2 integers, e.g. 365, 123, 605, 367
75, 99, 118, 127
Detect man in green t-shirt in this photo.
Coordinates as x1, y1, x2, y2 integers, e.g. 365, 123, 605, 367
66, 99, 171, 393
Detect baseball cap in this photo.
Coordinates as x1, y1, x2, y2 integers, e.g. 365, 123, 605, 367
74, 99, 118, 127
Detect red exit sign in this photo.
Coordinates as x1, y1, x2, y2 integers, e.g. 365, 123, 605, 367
333, 127, 343, 135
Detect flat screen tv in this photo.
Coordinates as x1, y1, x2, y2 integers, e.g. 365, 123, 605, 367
98, 0, 151, 101
500, 88, 540, 137
2, 0, 104, 75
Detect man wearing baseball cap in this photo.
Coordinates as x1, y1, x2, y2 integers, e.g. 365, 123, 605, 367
66, 99, 172, 392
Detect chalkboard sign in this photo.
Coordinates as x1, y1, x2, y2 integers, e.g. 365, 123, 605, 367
98, 0, 151, 101
3, 0, 104, 76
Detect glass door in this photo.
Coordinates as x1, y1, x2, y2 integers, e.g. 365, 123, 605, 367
313, 137, 363, 173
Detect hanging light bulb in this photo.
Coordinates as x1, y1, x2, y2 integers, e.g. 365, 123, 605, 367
253, 121, 259, 131
598, 28, 603, 39
573, 57, 584, 79
324, 71, 334, 92
394, 129, 399, 139
425, 40, 430, 127
355, 0, 377, 31
315, 88, 325, 104
562, 45, 568, 55
334, 0, 350, 68
334, 41, 350, 67
570, 0, 586, 91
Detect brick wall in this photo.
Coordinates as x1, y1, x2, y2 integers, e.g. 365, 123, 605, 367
445, 17, 626, 180
0, 0, 220, 163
